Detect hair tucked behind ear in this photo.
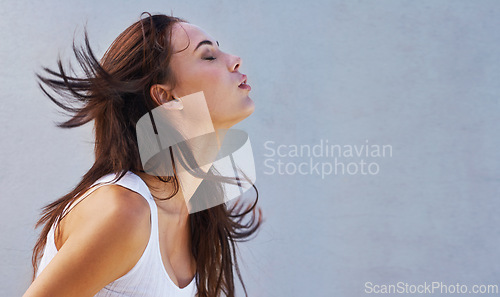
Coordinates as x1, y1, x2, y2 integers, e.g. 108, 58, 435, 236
32, 12, 264, 297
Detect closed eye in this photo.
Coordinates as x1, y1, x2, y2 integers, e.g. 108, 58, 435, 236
203, 56, 216, 61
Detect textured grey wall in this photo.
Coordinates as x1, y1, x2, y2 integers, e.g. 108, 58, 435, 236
1, 0, 499, 296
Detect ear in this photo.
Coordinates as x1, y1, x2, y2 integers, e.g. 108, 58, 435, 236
150, 84, 172, 106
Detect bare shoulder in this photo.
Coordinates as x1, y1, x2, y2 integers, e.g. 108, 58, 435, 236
59, 184, 151, 248
23, 184, 152, 297
68, 184, 150, 223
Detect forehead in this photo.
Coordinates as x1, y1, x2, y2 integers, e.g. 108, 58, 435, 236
171, 22, 215, 53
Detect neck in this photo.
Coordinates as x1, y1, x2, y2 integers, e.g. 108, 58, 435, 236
133, 171, 190, 221
133, 129, 227, 219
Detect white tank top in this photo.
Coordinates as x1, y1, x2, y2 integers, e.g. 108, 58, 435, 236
36, 171, 198, 297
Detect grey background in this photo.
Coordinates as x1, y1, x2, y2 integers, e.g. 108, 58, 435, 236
1, 0, 499, 296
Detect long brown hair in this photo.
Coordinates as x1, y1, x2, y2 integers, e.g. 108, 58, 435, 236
32, 12, 263, 297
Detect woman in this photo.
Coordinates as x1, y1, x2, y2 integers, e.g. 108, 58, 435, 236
23, 12, 263, 297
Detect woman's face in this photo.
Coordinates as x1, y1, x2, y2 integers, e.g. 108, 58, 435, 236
167, 22, 254, 129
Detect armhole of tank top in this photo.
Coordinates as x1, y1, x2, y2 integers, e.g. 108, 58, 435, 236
52, 176, 155, 254
49, 181, 116, 252
91, 177, 158, 283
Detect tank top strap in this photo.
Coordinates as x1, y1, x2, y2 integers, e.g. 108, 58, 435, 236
62, 171, 157, 223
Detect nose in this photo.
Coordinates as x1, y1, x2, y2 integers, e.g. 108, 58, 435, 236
231, 55, 242, 72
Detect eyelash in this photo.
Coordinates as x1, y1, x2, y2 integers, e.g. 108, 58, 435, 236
203, 56, 216, 61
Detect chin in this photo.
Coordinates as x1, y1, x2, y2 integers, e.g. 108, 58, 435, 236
243, 96, 255, 114
239, 98, 255, 121
216, 104, 255, 130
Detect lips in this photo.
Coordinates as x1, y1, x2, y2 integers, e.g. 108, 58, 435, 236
238, 74, 251, 91
238, 74, 248, 87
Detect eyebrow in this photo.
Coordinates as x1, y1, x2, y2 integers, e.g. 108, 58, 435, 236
194, 40, 219, 52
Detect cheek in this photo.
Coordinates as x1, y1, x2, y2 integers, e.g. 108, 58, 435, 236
178, 65, 245, 124
196, 70, 230, 108
203, 69, 225, 89
175, 61, 221, 91
184, 67, 222, 94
